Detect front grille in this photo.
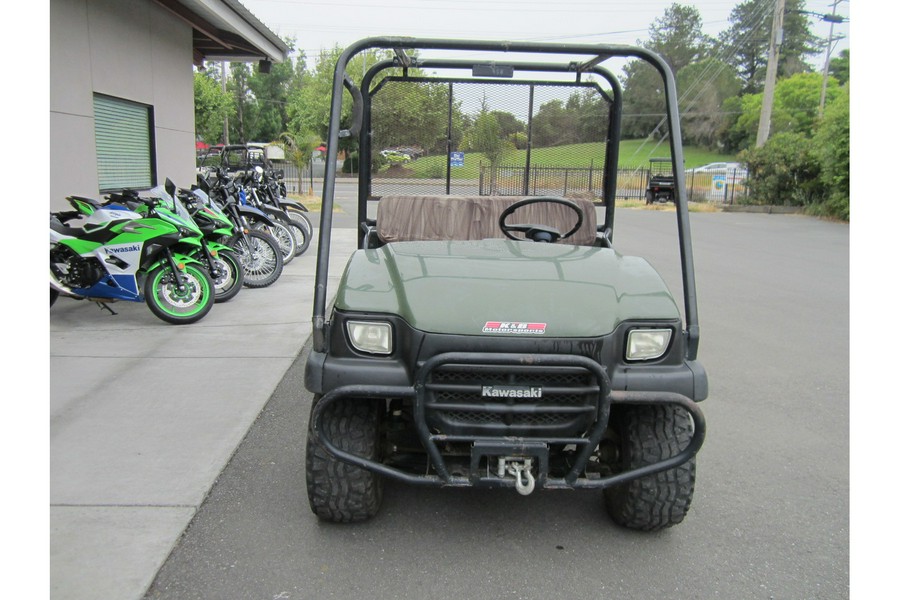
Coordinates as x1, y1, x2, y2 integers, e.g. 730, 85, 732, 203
423, 363, 601, 437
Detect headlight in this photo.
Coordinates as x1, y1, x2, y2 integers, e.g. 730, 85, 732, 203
347, 321, 393, 355
625, 328, 672, 361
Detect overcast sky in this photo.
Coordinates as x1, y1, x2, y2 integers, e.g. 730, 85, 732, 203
238, 0, 849, 72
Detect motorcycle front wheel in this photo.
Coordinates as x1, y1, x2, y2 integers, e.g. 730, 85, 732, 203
144, 262, 215, 325
230, 230, 284, 288
285, 207, 314, 252
208, 250, 244, 303
286, 217, 311, 256
252, 221, 296, 266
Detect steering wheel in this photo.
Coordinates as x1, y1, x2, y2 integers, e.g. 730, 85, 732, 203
499, 197, 584, 243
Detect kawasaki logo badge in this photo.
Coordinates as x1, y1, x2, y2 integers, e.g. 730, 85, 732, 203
482, 321, 547, 335
482, 385, 543, 399
107, 244, 141, 254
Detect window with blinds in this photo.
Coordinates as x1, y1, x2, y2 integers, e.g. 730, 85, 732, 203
93, 94, 156, 191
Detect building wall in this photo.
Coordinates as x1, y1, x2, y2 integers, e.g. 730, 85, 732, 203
49, 0, 195, 211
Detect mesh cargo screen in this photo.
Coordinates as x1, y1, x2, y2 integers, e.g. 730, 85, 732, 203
368, 78, 611, 200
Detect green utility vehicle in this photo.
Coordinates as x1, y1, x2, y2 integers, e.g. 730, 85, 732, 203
304, 38, 707, 531
646, 157, 676, 204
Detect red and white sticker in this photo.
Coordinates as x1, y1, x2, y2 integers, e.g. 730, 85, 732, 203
482, 321, 547, 335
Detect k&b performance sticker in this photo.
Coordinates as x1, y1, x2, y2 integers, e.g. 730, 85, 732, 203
482, 321, 547, 335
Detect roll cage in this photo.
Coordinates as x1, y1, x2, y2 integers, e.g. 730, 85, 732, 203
311, 37, 700, 362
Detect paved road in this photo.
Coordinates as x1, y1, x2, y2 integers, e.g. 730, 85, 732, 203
142, 210, 849, 600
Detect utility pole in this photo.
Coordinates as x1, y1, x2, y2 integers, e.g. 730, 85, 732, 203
222, 61, 230, 145
818, 1, 846, 118
756, 0, 786, 147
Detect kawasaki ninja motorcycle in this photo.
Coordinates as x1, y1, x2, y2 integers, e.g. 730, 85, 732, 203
108, 183, 245, 303
50, 184, 216, 325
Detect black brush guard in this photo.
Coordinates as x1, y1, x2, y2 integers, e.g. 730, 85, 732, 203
309, 352, 706, 491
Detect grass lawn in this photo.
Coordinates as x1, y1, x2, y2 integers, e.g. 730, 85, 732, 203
395, 140, 737, 180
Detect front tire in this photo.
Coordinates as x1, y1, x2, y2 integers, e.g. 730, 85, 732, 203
603, 404, 696, 531
285, 207, 314, 244
306, 396, 384, 523
286, 217, 311, 256
230, 231, 284, 289
51, 288, 59, 307
144, 262, 215, 325
252, 221, 296, 266
208, 250, 243, 303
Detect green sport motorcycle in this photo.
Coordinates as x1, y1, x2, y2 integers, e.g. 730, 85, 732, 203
109, 182, 245, 303
176, 186, 244, 303
50, 183, 215, 325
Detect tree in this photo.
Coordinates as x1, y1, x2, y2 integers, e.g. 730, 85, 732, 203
717, 0, 822, 94
460, 104, 513, 166
278, 129, 319, 193
246, 42, 304, 143
370, 80, 458, 155
644, 3, 713, 74
531, 98, 578, 147
677, 58, 742, 148
728, 71, 842, 151
621, 3, 714, 139
813, 84, 849, 220
226, 62, 256, 144
287, 46, 395, 148
829, 49, 849, 85
193, 68, 232, 145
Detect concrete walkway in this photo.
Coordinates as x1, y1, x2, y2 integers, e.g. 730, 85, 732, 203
49, 229, 357, 600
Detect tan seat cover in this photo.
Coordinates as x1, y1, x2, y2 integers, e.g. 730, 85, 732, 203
376, 195, 597, 246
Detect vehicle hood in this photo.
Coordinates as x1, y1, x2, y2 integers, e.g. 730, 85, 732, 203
334, 239, 680, 337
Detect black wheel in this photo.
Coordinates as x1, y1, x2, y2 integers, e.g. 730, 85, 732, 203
252, 221, 296, 266
143, 262, 215, 324
230, 230, 284, 288
603, 404, 696, 531
284, 208, 314, 256
51, 288, 59, 307
208, 250, 243, 303
287, 218, 311, 256
645, 190, 654, 205
306, 396, 384, 523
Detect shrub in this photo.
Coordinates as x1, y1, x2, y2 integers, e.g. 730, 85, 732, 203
341, 152, 358, 174
739, 132, 824, 206
813, 86, 850, 221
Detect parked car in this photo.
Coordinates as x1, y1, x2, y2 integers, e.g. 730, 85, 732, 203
380, 149, 411, 162
686, 162, 747, 184
686, 162, 744, 174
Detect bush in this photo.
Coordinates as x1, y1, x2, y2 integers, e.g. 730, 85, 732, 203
341, 151, 359, 174
739, 133, 824, 206
813, 86, 850, 221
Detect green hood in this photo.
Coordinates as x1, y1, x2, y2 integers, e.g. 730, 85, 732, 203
334, 239, 680, 337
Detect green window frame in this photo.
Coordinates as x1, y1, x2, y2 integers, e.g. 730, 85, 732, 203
93, 94, 156, 192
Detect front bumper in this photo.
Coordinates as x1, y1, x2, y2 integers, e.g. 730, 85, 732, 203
308, 351, 706, 492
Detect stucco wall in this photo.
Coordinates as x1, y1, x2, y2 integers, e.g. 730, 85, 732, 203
49, 0, 195, 211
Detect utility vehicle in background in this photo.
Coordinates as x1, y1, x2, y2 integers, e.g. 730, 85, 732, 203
646, 157, 676, 204
303, 37, 708, 531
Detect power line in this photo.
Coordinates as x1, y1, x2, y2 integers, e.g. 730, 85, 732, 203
624, 0, 774, 162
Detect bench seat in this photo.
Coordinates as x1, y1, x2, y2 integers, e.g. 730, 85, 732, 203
375, 195, 598, 246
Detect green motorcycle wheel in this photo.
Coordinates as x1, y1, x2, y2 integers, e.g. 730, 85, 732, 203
144, 262, 215, 324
